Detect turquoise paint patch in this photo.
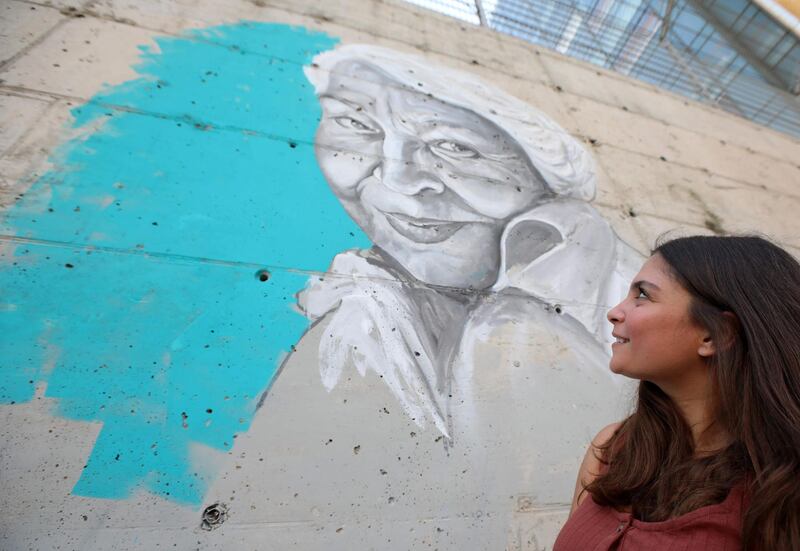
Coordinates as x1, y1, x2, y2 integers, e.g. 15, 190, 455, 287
0, 23, 369, 505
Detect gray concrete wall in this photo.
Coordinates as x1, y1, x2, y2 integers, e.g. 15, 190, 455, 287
1, 0, 799, 550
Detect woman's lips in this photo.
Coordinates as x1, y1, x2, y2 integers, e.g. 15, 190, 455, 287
383, 211, 469, 244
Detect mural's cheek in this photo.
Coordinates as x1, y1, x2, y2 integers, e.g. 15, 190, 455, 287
446, 222, 502, 261
430, 156, 543, 219
314, 142, 382, 196
317, 125, 383, 153
440, 172, 540, 220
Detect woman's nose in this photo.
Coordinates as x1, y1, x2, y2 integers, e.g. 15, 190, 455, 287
380, 133, 444, 195
607, 301, 625, 324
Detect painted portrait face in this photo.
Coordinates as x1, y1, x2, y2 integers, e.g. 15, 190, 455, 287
314, 61, 551, 289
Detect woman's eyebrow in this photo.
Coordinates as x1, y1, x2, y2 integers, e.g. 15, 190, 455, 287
631, 280, 661, 292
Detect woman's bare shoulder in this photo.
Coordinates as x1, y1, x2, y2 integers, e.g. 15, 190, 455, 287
584, 422, 622, 480
592, 422, 622, 448
569, 422, 623, 514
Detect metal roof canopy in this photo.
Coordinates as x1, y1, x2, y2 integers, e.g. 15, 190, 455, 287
401, 0, 800, 139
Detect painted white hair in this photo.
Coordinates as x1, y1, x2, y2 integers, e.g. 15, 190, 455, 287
304, 44, 596, 201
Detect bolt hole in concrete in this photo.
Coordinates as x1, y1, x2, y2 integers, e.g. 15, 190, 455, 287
255, 269, 271, 282
200, 502, 228, 530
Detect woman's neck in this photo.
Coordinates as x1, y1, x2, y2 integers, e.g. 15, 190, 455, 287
660, 374, 730, 455
672, 395, 727, 455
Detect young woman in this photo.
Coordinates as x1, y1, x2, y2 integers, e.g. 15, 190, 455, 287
554, 235, 800, 550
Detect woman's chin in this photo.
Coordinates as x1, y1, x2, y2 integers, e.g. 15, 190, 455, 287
608, 360, 626, 376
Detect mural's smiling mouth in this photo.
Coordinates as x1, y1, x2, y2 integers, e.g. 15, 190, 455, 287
383, 211, 469, 244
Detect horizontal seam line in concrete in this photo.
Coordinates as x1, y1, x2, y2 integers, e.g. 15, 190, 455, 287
560, 91, 800, 165
78, 0, 558, 89
3, 507, 570, 530
0, 12, 68, 73
3, 79, 793, 192
10, 0, 799, 165
7, 6, 797, 171
16, 0, 97, 13
0, 84, 82, 102
588, 141, 800, 201
61, 2, 551, 93
1, 11, 792, 238
0, 88, 54, 103
0, 234, 617, 309
268, 0, 800, 149
206, 514, 567, 530
1, 102, 794, 242
0, 27, 564, 146
569, 111, 800, 173
3, 83, 796, 196
390, 0, 800, 148
592, 200, 723, 228
0, 85, 572, 187
0, 96, 60, 161
3, 86, 791, 225
541, 60, 800, 146
592, 201, 799, 246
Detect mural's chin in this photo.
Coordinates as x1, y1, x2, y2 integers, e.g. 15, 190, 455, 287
382, 211, 468, 244
378, 239, 499, 289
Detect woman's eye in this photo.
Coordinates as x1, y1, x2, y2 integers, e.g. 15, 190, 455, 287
431, 140, 480, 159
333, 116, 378, 133
635, 287, 648, 300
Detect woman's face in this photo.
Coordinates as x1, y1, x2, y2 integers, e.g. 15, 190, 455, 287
314, 62, 549, 288
606, 254, 711, 386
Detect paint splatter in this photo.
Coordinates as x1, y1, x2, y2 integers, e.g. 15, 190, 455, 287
0, 23, 368, 505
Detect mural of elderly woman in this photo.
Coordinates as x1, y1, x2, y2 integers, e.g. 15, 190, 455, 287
195, 44, 643, 549
296, 45, 641, 437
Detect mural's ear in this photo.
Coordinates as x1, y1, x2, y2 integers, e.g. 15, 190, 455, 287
502, 219, 562, 274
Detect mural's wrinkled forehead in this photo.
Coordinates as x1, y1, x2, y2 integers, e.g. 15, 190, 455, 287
304, 44, 596, 201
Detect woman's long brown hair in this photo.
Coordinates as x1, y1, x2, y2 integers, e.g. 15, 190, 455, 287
586, 235, 800, 550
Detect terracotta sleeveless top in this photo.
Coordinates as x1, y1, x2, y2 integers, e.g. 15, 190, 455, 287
553, 483, 747, 551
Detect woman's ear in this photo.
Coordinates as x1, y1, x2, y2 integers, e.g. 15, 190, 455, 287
698, 334, 716, 358
698, 311, 739, 357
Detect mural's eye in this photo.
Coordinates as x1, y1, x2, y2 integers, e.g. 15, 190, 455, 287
432, 140, 480, 159
333, 116, 379, 134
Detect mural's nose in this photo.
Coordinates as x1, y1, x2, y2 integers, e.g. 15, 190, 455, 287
379, 133, 445, 195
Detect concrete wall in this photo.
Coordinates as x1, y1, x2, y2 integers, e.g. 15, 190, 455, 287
1, 0, 799, 549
